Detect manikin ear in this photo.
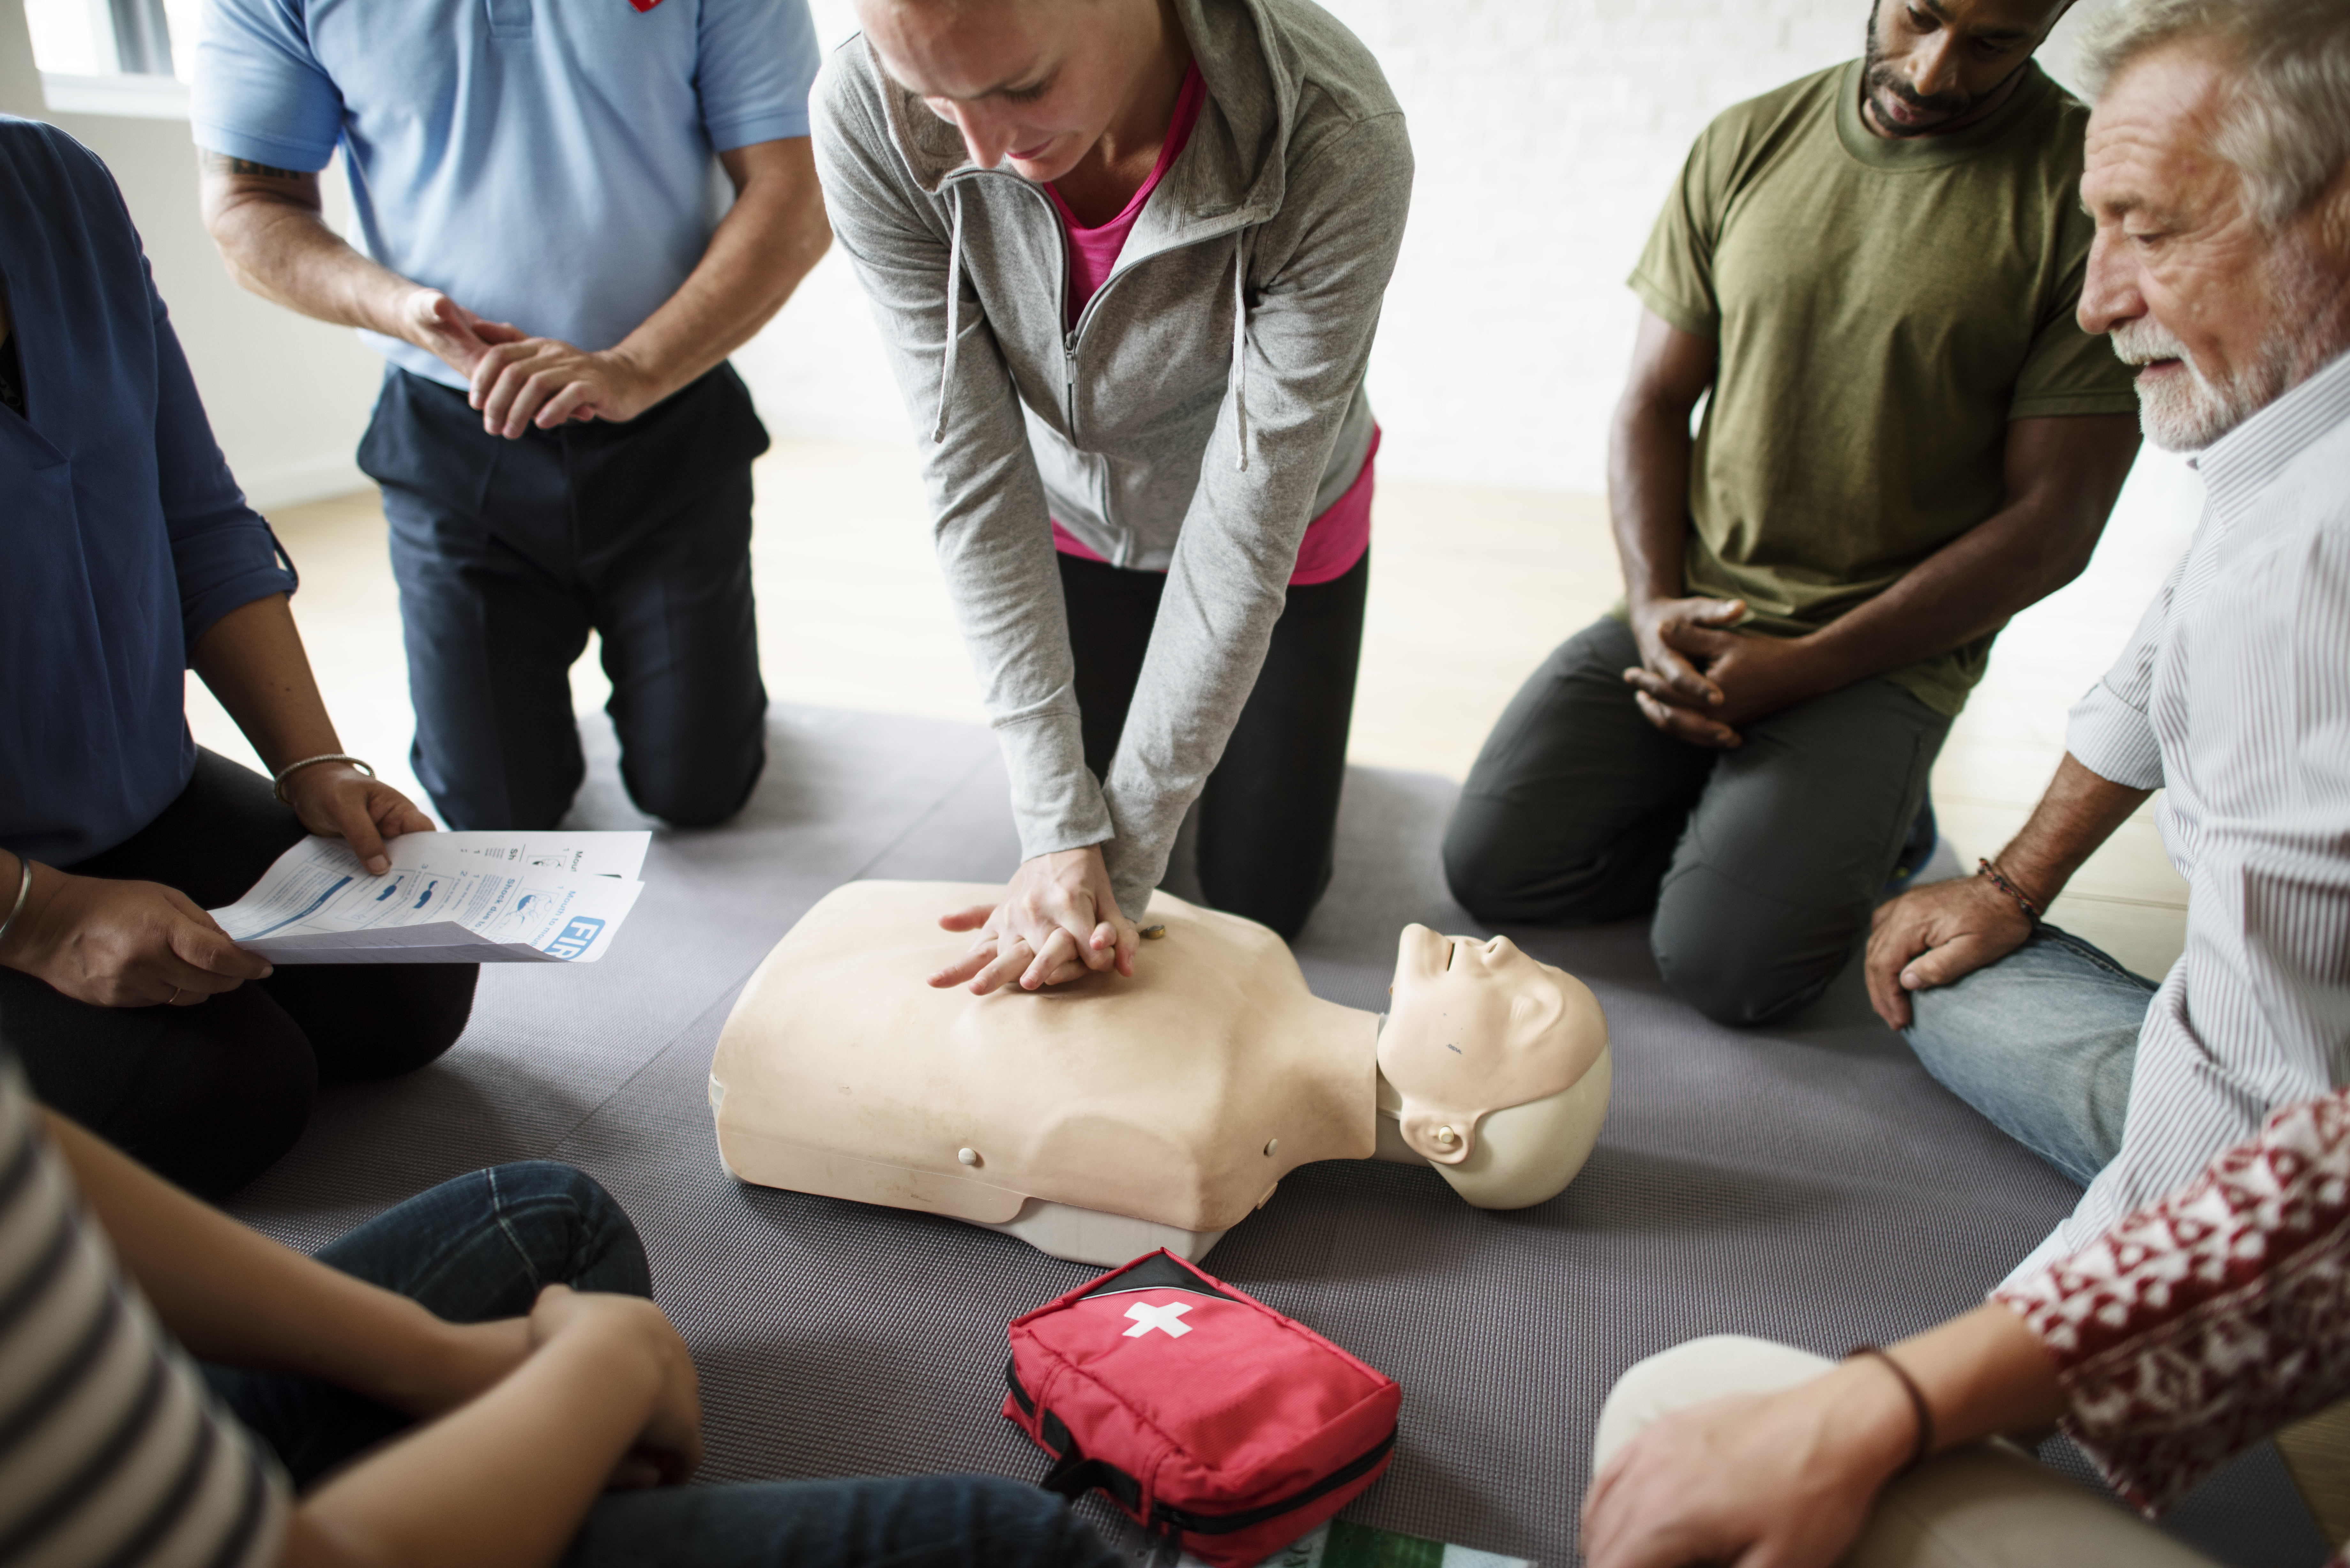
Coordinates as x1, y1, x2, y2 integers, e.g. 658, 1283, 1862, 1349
1424, 1045, 1613, 1210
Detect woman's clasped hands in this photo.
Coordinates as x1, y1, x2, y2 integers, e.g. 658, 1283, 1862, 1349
928, 844, 1141, 994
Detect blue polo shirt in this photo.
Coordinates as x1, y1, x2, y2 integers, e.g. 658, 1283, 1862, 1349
0, 118, 298, 865
191, 0, 820, 389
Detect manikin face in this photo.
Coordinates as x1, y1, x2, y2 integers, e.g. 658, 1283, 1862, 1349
856, 0, 1166, 185
1859, 0, 2066, 138
2077, 46, 2349, 452
1380, 927, 1606, 1173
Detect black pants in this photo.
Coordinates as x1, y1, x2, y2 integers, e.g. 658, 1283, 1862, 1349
362, 365, 771, 831
1442, 617, 1952, 1026
0, 751, 477, 1196
1060, 549, 1368, 940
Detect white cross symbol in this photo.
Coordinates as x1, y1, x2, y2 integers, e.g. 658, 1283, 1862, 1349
1122, 1300, 1194, 1339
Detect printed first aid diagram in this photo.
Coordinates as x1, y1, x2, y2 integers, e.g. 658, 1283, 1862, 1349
210, 832, 651, 965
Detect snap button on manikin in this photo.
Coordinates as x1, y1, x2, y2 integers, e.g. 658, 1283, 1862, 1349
1435, 1125, 1459, 1148
957, 1147, 981, 1167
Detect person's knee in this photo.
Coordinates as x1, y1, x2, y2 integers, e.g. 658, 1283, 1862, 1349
277, 964, 476, 1082
487, 1161, 651, 1298
1651, 884, 1857, 1027
125, 999, 317, 1198
1441, 796, 1581, 923
620, 733, 764, 829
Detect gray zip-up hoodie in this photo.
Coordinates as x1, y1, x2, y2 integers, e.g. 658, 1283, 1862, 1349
812, 0, 1412, 918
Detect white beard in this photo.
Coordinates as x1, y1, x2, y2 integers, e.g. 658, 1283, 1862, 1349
2110, 240, 2335, 452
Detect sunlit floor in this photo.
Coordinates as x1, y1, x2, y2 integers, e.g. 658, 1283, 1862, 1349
188, 436, 2194, 978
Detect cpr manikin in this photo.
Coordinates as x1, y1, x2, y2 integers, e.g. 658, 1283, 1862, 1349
709, 881, 1611, 1264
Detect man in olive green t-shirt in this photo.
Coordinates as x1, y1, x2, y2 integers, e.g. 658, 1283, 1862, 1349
1445, 0, 2142, 1026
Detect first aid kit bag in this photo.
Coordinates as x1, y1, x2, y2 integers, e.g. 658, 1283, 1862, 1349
1003, 1250, 1402, 1567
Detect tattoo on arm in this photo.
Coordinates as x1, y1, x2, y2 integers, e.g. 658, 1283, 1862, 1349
199, 150, 310, 179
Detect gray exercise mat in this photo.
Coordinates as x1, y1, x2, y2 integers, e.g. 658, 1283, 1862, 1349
227, 705, 2328, 1568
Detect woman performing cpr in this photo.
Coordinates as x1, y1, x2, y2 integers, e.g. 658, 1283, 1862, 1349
816, 0, 1412, 987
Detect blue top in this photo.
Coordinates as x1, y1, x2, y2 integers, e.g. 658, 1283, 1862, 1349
190, 0, 822, 389
0, 118, 298, 865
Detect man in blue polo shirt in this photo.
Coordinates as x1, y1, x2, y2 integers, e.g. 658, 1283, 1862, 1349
193, 0, 830, 831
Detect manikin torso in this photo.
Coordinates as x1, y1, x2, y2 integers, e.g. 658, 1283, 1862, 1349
710, 882, 1609, 1263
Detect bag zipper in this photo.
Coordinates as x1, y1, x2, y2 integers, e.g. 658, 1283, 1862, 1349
1006, 1362, 1396, 1536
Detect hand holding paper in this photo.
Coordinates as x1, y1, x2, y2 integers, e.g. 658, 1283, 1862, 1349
210, 833, 652, 965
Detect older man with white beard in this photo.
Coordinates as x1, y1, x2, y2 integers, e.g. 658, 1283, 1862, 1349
1862, 0, 2350, 1249
1573, 18, 2350, 1567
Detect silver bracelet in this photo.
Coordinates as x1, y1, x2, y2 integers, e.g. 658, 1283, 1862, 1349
272, 752, 375, 806
0, 855, 33, 948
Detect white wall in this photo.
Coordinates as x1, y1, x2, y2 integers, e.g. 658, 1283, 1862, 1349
9, 0, 2132, 503
3, 2, 383, 508
740, 0, 2129, 493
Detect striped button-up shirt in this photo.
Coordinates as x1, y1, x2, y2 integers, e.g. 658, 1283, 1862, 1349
2012, 347, 2350, 1281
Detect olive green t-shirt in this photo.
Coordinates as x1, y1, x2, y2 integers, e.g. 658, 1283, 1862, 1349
1628, 59, 2139, 717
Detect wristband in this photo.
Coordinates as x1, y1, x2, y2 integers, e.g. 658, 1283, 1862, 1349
1846, 1345, 1936, 1474
273, 753, 375, 806
1975, 858, 2042, 925
0, 856, 31, 948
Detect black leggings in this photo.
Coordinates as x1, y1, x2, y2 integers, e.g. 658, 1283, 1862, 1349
0, 751, 477, 1196
1059, 548, 1368, 940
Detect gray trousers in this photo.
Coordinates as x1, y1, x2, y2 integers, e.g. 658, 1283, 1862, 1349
1443, 618, 1952, 1025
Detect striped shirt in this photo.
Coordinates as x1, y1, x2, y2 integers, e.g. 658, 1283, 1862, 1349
0, 1059, 286, 1568
2011, 346, 2350, 1282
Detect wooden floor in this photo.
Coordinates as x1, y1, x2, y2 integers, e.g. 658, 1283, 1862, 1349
192, 437, 2350, 1541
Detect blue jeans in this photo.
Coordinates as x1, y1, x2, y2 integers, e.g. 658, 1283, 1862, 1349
1903, 926, 2159, 1187
208, 1163, 1115, 1568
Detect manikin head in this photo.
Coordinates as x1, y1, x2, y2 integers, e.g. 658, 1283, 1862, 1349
1377, 926, 1611, 1212
2074, 0, 2350, 453
1859, 0, 2074, 138
854, 0, 1182, 182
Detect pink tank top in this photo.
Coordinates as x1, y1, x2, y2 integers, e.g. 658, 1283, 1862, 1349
1045, 64, 1373, 588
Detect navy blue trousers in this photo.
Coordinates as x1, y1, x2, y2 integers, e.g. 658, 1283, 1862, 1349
360, 365, 771, 831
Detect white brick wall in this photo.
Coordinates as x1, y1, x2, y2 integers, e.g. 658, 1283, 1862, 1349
739, 0, 2121, 493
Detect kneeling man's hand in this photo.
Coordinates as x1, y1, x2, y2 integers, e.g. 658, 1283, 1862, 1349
468, 337, 660, 439
1865, 877, 2034, 1029
0, 868, 271, 1008
929, 845, 1139, 995
1625, 596, 1832, 747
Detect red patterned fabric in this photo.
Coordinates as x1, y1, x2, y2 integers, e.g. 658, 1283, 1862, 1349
1994, 1087, 2350, 1518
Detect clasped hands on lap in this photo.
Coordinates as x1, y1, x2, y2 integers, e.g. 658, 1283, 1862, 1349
1622, 593, 1837, 750
929, 844, 1142, 993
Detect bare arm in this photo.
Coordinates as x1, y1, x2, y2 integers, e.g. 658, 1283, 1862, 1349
198, 154, 518, 379
1582, 1303, 2065, 1568
1865, 753, 2153, 1027
42, 1111, 701, 1568
0, 597, 431, 1006
1798, 413, 2141, 680
1609, 311, 1736, 728
1621, 382, 2141, 748
191, 592, 433, 870
463, 137, 831, 436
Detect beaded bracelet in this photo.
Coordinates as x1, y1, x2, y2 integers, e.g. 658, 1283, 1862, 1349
1846, 1345, 1936, 1474
1976, 857, 2042, 925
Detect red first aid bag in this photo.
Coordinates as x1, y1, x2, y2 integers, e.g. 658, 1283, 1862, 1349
1003, 1250, 1401, 1567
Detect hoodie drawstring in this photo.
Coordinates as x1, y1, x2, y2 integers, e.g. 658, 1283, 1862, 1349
1230, 229, 1250, 471
934, 186, 966, 444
